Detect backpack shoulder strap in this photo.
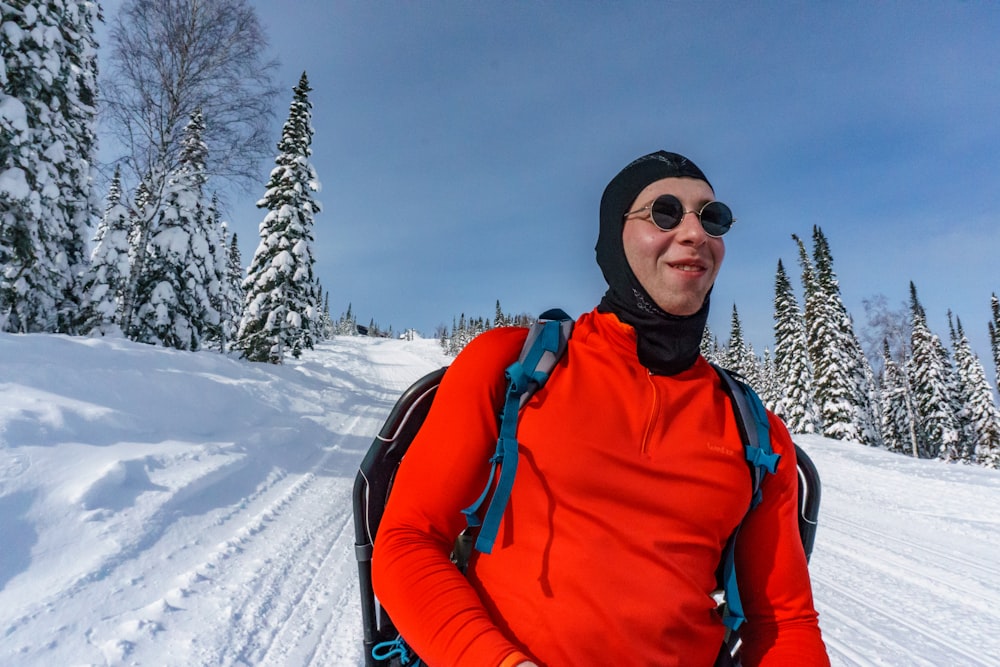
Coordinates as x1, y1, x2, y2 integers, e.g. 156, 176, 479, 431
460, 309, 574, 556
711, 364, 781, 508
710, 364, 781, 632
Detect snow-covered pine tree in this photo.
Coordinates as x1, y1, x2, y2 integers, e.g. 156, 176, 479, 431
439, 325, 450, 354
907, 283, 961, 459
991, 293, 1000, 388
203, 195, 242, 351
495, 300, 509, 328
794, 232, 856, 442
54, 0, 101, 331
126, 176, 149, 264
813, 227, 881, 446
795, 228, 880, 445
0, 18, 29, 330
724, 304, 763, 388
80, 166, 132, 334
311, 280, 326, 341
316, 290, 334, 340
236, 73, 322, 362
759, 348, 780, 414
700, 323, 720, 365
772, 258, 819, 434
226, 231, 244, 324
951, 316, 1000, 467
723, 304, 745, 370
441, 314, 470, 356
947, 313, 974, 460
337, 303, 358, 336
860, 356, 883, 447
0, 0, 99, 333
935, 314, 966, 458
699, 324, 726, 366
130, 109, 219, 350
879, 339, 916, 455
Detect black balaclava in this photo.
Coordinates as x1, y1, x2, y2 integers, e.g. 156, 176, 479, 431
596, 150, 714, 375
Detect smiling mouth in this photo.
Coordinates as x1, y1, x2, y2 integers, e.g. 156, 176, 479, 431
668, 262, 705, 273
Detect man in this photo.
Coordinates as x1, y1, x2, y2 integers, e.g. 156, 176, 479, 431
373, 151, 830, 666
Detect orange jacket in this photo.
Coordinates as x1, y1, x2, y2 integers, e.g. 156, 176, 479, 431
372, 309, 829, 666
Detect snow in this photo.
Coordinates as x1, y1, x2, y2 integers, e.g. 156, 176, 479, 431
0, 96, 28, 133
0, 167, 31, 200
0, 332, 997, 666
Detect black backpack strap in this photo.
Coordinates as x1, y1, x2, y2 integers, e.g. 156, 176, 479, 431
711, 364, 781, 633
354, 367, 447, 665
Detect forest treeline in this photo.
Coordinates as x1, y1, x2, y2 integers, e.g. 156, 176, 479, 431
3, 2, 997, 467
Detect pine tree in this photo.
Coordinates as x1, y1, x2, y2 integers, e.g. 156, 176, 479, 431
130, 109, 218, 350
879, 339, 917, 455
80, 166, 132, 334
814, 227, 881, 446
203, 196, 242, 351
759, 348, 780, 414
990, 293, 1000, 389
947, 313, 973, 459
0, 0, 99, 333
441, 313, 472, 355
316, 291, 334, 340
439, 324, 450, 353
226, 232, 245, 323
337, 303, 358, 336
951, 316, 1000, 467
794, 229, 880, 445
794, 232, 854, 442
127, 176, 150, 264
495, 300, 508, 328
907, 283, 961, 459
936, 314, 966, 457
772, 259, 819, 434
700, 323, 718, 364
54, 0, 101, 330
236, 73, 322, 363
724, 304, 763, 388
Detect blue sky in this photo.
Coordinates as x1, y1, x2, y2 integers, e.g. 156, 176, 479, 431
105, 1, 1000, 361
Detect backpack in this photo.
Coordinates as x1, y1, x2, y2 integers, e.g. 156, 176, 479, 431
352, 309, 822, 666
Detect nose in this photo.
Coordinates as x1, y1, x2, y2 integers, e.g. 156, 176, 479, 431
674, 210, 708, 244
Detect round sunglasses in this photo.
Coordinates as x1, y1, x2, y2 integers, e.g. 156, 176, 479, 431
624, 194, 735, 237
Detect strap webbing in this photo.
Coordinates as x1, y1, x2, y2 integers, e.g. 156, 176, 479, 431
460, 311, 572, 555
711, 364, 781, 631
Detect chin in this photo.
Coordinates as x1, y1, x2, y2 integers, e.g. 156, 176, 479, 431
656, 294, 707, 317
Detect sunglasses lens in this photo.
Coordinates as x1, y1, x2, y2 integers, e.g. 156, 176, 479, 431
649, 195, 684, 231
700, 201, 733, 237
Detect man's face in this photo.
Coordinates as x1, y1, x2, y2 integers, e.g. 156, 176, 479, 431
622, 177, 725, 316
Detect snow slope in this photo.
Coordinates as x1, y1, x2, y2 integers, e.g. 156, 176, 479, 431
0, 332, 997, 666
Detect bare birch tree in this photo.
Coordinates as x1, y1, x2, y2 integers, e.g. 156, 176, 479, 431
101, 0, 280, 328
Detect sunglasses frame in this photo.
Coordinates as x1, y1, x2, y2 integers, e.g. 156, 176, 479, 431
624, 194, 736, 238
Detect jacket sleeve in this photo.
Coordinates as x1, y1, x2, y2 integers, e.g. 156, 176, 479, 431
736, 414, 831, 666
371, 328, 531, 667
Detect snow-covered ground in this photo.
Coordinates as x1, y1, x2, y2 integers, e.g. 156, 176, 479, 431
0, 332, 997, 666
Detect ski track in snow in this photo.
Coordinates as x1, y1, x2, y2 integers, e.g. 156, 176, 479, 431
159, 339, 437, 667
2, 333, 999, 666
805, 432, 1000, 666
0, 336, 446, 666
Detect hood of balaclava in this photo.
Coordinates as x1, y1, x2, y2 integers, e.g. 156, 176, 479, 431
595, 150, 715, 375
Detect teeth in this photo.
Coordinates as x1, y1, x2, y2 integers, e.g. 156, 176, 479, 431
672, 264, 702, 272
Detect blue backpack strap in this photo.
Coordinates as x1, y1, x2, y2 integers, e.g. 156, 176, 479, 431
461, 309, 573, 555
711, 364, 781, 632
